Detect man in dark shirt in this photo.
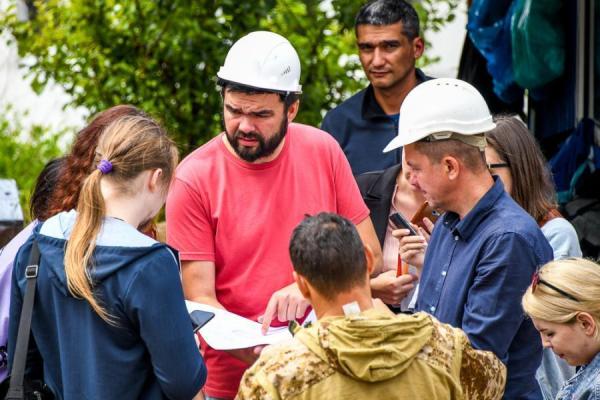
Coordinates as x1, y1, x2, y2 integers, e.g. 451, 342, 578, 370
321, 0, 427, 175
385, 78, 553, 400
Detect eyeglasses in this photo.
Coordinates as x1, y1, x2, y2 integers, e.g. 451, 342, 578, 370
531, 270, 579, 302
487, 162, 509, 170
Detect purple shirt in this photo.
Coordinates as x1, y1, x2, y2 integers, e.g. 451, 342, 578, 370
0, 221, 36, 381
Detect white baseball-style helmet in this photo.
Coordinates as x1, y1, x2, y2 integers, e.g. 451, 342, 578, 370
383, 78, 496, 153
217, 31, 302, 94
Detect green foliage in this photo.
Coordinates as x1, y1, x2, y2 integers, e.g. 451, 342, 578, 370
1, 0, 459, 155
0, 108, 65, 221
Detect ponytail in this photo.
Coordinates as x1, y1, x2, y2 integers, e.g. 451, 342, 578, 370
64, 169, 113, 322
61, 114, 177, 324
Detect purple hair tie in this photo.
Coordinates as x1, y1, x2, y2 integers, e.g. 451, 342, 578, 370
97, 159, 113, 174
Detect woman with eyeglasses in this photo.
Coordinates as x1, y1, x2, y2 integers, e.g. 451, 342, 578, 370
523, 258, 600, 399
485, 115, 583, 399
485, 116, 582, 261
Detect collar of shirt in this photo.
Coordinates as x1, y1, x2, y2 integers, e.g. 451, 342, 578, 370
361, 69, 428, 120
441, 176, 506, 241
558, 352, 600, 398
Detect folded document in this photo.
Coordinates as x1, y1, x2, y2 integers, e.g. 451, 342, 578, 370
185, 300, 293, 350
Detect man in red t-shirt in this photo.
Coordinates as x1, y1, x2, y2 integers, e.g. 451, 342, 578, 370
166, 31, 410, 399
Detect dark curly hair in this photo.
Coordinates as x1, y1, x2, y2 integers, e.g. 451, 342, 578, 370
30, 157, 66, 221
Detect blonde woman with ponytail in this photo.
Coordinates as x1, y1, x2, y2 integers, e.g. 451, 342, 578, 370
523, 258, 600, 399
8, 115, 206, 400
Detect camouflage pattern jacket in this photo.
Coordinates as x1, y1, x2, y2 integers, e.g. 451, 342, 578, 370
237, 309, 506, 400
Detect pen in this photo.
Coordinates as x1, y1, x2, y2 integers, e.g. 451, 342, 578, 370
397, 254, 409, 277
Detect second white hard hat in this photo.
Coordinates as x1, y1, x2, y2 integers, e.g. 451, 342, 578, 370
217, 31, 302, 94
383, 78, 495, 152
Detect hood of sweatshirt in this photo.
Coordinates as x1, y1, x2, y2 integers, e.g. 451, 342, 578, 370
295, 308, 433, 382
35, 210, 174, 297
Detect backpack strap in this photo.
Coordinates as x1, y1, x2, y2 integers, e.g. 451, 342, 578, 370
5, 240, 41, 400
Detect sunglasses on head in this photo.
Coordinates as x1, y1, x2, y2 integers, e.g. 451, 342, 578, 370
531, 270, 579, 302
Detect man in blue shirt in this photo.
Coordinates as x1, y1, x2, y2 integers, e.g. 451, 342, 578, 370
321, 0, 427, 175
384, 78, 553, 399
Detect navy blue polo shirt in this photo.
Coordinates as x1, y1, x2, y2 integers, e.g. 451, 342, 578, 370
321, 69, 429, 175
417, 177, 552, 400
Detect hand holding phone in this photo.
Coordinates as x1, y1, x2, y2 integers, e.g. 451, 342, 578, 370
190, 310, 215, 333
389, 212, 419, 236
411, 202, 441, 231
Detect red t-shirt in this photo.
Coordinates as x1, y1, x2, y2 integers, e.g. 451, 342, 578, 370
166, 123, 369, 398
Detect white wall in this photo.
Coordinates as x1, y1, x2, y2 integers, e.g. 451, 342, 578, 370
422, 1, 468, 78
0, 30, 87, 137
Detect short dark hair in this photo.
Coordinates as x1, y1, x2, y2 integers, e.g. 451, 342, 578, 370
413, 139, 487, 172
486, 115, 557, 222
30, 157, 66, 221
289, 213, 367, 300
217, 79, 300, 110
355, 0, 420, 40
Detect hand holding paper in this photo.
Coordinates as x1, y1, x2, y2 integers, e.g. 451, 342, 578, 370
227, 346, 266, 365
259, 282, 310, 334
185, 301, 293, 351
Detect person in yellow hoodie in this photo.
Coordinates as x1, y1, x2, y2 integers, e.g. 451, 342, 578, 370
236, 212, 506, 400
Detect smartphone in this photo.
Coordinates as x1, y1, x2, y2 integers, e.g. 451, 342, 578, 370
389, 212, 419, 236
190, 310, 215, 333
411, 202, 441, 230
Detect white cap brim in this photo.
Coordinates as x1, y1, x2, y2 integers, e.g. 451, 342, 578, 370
383, 135, 406, 153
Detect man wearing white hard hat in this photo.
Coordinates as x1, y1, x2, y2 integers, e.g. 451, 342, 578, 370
387, 78, 553, 399
166, 31, 382, 399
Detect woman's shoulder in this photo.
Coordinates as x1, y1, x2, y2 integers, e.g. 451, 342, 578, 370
540, 217, 582, 259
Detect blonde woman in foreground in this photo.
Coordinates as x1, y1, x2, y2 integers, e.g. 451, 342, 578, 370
8, 115, 206, 399
523, 258, 600, 400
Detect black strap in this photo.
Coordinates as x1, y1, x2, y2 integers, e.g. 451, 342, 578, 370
5, 241, 41, 400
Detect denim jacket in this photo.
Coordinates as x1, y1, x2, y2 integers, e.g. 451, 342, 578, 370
557, 352, 600, 399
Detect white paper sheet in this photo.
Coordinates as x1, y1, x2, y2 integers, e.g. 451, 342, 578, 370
185, 301, 294, 350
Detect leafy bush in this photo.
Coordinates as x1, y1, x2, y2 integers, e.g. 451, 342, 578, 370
1, 0, 459, 156
0, 108, 65, 221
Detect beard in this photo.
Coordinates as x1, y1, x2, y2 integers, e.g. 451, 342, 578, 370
226, 115, 288, 162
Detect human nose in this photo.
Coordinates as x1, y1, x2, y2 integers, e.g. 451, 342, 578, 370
408, 171, 419, 187
372, 48, 385, 68
540, 335, 552, 349
238, 115, 255, 133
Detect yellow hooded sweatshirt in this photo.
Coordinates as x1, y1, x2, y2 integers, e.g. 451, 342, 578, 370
237, 309, 506, 400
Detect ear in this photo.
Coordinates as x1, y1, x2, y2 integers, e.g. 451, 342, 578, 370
294, 271, 311, 300
412, 37, 425, 59
148, 168, 163, 192
576, 312, 598, 337
286, 99, 300, 122
364, 244, 375, 277
441, 156, 460, 180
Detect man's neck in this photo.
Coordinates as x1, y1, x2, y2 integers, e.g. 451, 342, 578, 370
313, 287, 374, 320
372, 70, 419, 115
450, 172, 495, 220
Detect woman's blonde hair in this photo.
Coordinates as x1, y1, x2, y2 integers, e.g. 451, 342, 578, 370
64, 115, 178, 322
522, 258, 600, 336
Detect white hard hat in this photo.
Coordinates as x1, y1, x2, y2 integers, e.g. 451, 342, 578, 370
217, 31, 302, 94
383, 78, 496, 152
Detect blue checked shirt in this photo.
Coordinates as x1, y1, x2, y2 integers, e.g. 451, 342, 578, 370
416, 177, 553, 399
